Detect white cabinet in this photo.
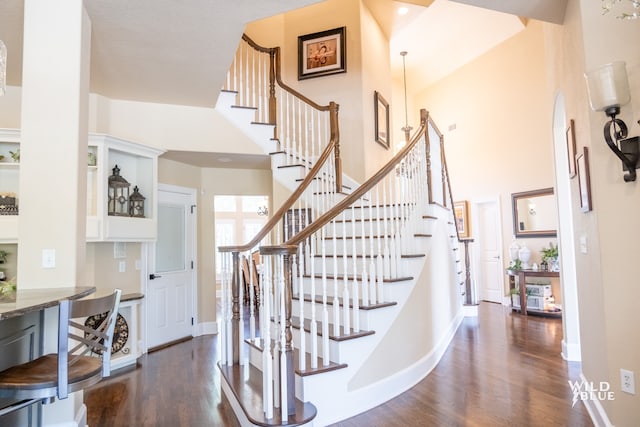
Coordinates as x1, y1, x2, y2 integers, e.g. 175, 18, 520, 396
0, 129, 164, 243
89, 134, 164, 242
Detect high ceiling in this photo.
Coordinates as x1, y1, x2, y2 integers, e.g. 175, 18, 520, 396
0, 0, 565, 168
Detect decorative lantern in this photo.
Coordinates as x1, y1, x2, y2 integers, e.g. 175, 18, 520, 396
108, 165, 130, 216
129, 186, 146, 218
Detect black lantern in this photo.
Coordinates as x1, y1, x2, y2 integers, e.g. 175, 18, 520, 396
129, 186, 146, 218
108, 165, 130, 216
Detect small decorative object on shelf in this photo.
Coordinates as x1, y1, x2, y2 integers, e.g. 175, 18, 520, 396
541, 242, 559, 272
88, 152, 97, 166
108, 165, 131, 216
129, 186, 145, 218
9, 148, 19, 162
0, 193, 18, 215
518, 245, 531, 269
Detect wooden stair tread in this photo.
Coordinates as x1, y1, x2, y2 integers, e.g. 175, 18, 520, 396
230, 105, 257, 111
245, 339, 348, 377
250, 121, 274, 126
293, 293, 398, 310
218, 362, 318, 426
302, 273, 413, 283
311, 253, 425, 259
290, 316, 375, 342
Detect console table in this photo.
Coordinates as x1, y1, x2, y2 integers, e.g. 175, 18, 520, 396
506, 270, 560, 317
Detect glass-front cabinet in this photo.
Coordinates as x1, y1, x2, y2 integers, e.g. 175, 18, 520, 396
0, 129, 164, 243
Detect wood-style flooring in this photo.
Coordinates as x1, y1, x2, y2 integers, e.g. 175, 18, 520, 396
85, 302, 593, 426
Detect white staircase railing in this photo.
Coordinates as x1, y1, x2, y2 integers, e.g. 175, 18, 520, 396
224, 34, 342, 186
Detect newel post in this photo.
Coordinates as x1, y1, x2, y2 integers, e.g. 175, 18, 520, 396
330, 102, 342, 192
231, 251, 241, 364
282, 250, 296, 415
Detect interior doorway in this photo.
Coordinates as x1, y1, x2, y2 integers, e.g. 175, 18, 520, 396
146, 184, 197, 350
474, 199, 504, 303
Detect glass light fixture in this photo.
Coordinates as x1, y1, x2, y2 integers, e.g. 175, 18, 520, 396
0, 40, 7, 96
585, 61, 640, 182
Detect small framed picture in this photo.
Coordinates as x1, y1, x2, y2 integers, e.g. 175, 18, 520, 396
374, 91, 390, 149
566, 119, 577, 178
298, 27, 346, 80
454, 201, 471, 238
576, 147, 592, 212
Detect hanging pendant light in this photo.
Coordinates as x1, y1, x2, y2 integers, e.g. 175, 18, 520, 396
400, 51, 412, 143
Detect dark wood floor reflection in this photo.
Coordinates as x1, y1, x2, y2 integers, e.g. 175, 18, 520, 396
85, 302, 592, 427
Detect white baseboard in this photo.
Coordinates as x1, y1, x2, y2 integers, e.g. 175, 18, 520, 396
463, 304, 478, 317
561, 339, 582, 362
197, 321, 218, 336
579, 373, 614, 427
318, 310, 464, 426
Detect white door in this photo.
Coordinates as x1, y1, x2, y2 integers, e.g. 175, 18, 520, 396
146, 185, 196, 349
476, 200, 504, 303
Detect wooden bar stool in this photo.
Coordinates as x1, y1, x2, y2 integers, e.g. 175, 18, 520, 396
0, 289, 122, 416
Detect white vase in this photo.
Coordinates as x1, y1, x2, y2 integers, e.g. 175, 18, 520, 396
509, 241, 520, 261
518, 245, 531, 269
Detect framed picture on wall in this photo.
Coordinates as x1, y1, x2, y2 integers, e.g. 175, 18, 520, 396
298, 27, 346, 80
454, 201, 471, 238
577, 146, 592, 212
374, 91, 390, 149
566, 119, 577, 178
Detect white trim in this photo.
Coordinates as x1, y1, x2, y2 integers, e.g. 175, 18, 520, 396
197, 321, 218, 336
74, 403, 87, 427
579, 373, 614, 427
561, 339, 582, 362
463, 304, 478, 317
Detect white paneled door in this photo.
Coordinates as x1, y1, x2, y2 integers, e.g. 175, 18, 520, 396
146, 185, 196, 349
477, 200, 504, 303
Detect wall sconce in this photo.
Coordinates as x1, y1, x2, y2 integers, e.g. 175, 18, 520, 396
585, 61, 640, 182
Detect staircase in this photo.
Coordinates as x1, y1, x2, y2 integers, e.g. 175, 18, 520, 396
216, 35, 466, 427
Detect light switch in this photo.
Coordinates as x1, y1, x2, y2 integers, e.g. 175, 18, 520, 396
579, 235, 588, 254
119, 261, 126, 273
42, 249, 56, 269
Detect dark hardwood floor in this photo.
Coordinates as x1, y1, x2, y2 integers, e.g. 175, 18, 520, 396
85, 302, 593, 427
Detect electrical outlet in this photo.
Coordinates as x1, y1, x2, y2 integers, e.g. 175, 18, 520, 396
621, 369, 636, 395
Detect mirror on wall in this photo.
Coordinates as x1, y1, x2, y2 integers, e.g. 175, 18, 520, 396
511, 187, 557, 238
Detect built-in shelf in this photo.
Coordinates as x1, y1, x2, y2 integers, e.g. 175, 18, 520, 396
0, 129, 164, 243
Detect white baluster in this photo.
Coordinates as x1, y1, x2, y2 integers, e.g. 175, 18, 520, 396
351, 206, 360, 333
296, 250, 306, 372
321, 228, 330, 366
309, 235, 318, 369
263, 255, 273, 418
368, 192, 376, 305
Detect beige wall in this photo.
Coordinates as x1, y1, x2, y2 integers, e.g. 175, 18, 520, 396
247, 0, 394, 183
86, 242, 143, 295
543, 0, 640, 424
414, 21, 557, 288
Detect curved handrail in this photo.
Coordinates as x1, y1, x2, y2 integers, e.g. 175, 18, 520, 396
284, 109, 429, 247
219, 135, 338, 253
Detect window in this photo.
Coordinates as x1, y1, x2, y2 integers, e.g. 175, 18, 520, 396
214, 195, 268, 280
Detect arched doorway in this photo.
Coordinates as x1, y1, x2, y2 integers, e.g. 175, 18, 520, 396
552, 92, 582, 361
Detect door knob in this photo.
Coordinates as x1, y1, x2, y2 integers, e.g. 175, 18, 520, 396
149, 273, 162, 280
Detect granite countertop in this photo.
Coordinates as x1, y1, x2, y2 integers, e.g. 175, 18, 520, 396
0, 286, 96, 320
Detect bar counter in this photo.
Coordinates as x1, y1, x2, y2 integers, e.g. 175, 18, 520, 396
0, 286, 96, 321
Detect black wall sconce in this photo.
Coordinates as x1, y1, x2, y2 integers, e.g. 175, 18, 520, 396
585, 61, 640, 182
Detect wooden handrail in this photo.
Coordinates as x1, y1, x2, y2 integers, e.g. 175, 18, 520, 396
219, 136, 338, 254
285, 109, 430, 247
241, 33, 275, 54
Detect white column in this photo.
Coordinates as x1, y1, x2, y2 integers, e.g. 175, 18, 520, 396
18, 0, 91, 288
